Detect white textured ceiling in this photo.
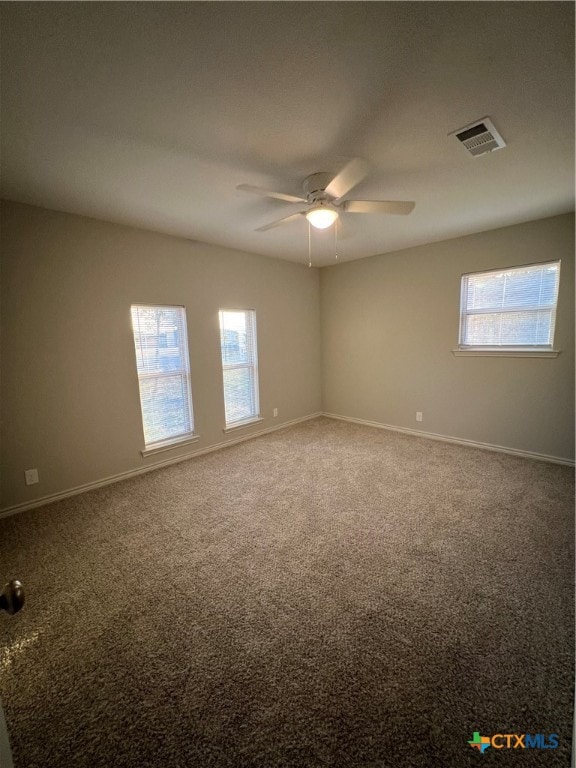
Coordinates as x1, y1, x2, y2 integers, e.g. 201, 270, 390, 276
1, 2, 574, 266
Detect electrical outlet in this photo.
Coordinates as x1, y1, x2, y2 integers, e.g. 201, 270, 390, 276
25, 468, 39, 485
273, 408, 278, 418
416, 412, 423, 422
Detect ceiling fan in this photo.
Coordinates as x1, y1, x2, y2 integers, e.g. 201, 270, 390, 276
237, 159, 415, 232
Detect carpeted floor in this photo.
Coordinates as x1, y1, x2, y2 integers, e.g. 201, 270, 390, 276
0, 417, 573, 767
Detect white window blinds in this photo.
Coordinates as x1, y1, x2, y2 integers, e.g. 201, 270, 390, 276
219, 309, 260, 427
131, 305, 194, 447
459, 261, 560, 348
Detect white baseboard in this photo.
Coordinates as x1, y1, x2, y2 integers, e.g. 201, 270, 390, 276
322, 412, 575, 467
0, 413, 322, 519
3, 410, 572, 518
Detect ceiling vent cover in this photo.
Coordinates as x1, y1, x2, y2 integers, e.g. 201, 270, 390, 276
451, 117, 506, 157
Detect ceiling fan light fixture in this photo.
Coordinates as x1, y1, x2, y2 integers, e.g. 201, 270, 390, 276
305, 206, 338, 229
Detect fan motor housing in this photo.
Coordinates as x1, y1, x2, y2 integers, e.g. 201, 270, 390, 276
303, 172, 332, 202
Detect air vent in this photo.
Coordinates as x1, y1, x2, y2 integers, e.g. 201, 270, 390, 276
450, 117, 506, 157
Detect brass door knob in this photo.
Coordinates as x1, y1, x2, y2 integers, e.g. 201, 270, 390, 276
0, 581, 25, 615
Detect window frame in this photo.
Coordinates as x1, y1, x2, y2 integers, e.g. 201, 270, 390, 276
131, 303, 198, 455
454, 260, 561, 357
218, 308, 262, 431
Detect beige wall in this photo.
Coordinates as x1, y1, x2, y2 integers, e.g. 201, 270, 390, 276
321, 213, 575, 461
0, 202, 322, 510
2, 204, 573, 511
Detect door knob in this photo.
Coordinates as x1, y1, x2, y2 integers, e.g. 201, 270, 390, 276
0, 581, 25, 615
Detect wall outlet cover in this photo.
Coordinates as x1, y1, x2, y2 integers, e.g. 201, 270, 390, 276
25, 469, 39, 485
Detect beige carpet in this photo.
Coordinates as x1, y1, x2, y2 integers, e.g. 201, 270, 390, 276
0, 417, 573, 767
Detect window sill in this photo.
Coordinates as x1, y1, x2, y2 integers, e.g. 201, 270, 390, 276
452, 348, 560, 358
141, 434, 199, 457
223, 417, 264, 434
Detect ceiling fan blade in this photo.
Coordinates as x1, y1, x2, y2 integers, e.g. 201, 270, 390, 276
343, 200, 416, 215
325, 158, 368, 200
236, 184, 306, 204
255, 211, 306, 232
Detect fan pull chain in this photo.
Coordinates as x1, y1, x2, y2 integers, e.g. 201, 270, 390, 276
335, 218, 339, 261
308, 220, 312, 268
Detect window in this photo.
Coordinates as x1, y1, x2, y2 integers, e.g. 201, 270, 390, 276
219, 309, 260, 428
131, 305, 194, 450
458, 261, 560, 352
